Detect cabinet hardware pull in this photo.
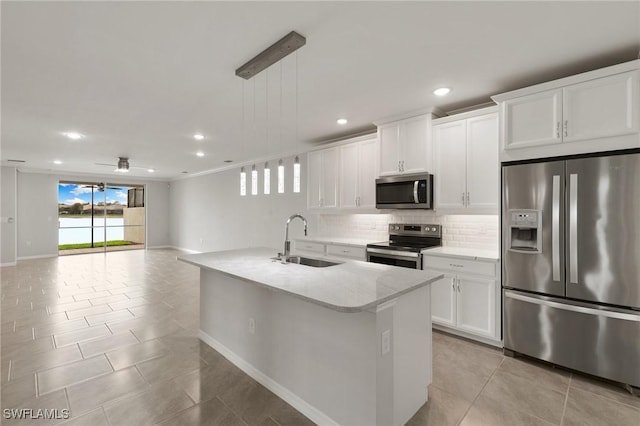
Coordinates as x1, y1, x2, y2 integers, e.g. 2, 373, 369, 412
466, 192, 470, 206
461, 192, 465, 205
457, 281, 461, 292
564, 120, 568, 138
451, 278, 456, 290
449, 263, 464, 268
556, 122, 560, 138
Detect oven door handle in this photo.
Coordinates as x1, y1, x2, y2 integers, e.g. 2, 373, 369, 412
413, 181, 419, 204
366, 248, 420, 259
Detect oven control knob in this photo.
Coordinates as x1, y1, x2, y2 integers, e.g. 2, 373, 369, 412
431, 227, 436, 232
394, 226, 400, 230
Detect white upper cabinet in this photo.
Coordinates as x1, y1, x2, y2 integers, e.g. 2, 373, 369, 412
433, 120, 466, 209
466, 114, 500, 209
378, 114, 430, 176
339, 138, 377, 209
433, 108, 498, 213
493, 60, 640, 160
502, 89, 562, 149
307, 147, 339, 210
563, 71, 639, 142
378, 124, 401, 176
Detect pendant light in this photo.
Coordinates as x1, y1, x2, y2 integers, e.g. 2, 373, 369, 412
251, 164, 258, 195
240, 166, 247, 196
278, 159, 285, 193
264, 161, 270, 194
293, 156, 300, 193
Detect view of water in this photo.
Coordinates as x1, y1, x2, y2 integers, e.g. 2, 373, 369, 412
58, 217, 125, 245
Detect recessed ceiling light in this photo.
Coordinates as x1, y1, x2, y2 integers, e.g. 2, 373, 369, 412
336, 118, 348, 125
433, 87, 451, 96
193, 133, 204, 140
53, 160, 62, 165
147, 168, 155, 173
196, 151, 205, 157
63, 131, 84, 140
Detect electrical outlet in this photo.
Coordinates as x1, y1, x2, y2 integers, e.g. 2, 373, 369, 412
381, 329, 391, 355
248, 317, 255, 334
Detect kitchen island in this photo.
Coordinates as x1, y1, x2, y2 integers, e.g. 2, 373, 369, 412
178, 248, 442, 426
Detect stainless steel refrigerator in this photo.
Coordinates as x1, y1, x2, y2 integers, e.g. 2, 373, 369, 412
502, 150, 640, 388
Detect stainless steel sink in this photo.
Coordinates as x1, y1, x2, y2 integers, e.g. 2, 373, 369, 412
272, 256, 342, 268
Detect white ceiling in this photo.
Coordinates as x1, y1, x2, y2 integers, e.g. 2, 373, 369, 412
2, 1, 639, 180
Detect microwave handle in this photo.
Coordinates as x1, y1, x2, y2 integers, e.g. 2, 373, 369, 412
413, 181, 419, 203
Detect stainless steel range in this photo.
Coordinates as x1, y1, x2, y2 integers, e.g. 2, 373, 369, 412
366, 224, 441, 269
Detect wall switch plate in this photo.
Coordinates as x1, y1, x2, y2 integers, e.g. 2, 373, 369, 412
248, 317, 255, 334
381, 329, 391, 355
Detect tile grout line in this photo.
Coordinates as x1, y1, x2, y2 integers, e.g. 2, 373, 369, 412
456, 356, 505, 426
560, 374, 572, 425
7, 359, 12, 381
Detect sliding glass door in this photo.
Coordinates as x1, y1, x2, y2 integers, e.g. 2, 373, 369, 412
58, 181, 145, 255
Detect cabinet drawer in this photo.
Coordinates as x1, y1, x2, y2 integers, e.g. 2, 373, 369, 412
423, 256, 496, 277
326, 244, 366, 260
294, 241, 325, 255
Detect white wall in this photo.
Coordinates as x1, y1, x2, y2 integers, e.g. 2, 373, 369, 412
169, 155, 312, 252
15, 171, 171, 259
1, 166, 17, 265
145, 180, 170, 248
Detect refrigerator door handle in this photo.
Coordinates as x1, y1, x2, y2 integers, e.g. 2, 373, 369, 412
552, 175, 560, 282
569, 173, 578, 284
505, 290, 640, 322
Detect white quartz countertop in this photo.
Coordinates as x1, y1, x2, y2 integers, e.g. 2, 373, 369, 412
295, 236, 377, 247
423, 246, 500, 262
178, 247, 442, 313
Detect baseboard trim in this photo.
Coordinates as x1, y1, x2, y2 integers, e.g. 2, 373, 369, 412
17, 254, 57, 260
198, 329, 338, 426
167, 246, 201, 254
0, 261, 17, 267
432, 324, 503, 348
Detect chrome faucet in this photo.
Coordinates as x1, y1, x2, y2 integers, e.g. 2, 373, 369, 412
280, 214, 308, 263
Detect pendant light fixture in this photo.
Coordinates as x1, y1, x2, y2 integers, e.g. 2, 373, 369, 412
278, 159, 285, 193
293, 155, 300, 193
251, 164, 258, 195
264, 161, 270, 194
235, 31, 306, 197
240, 166, 247, 196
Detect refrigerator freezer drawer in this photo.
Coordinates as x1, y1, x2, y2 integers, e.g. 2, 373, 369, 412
504, 290, 640, 387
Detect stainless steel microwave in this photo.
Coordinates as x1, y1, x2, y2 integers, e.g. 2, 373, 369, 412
375, 173, 433, 209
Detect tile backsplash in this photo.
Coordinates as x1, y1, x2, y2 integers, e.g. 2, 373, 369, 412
318, 213, 499, 249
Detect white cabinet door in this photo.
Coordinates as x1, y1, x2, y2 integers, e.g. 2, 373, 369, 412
401, 115, 429, 174
339, 143, 358, 209
503, 89, 562, 149
357, 139, 377, 208
320, 148, 339, 209
466, 113, 499, 210
456, 276, 496, 338
307, 150, 322, 209
433, 120, 467, 209
378, 124, 400, 176
431, 273, 456, 327
563, 71, 639, 143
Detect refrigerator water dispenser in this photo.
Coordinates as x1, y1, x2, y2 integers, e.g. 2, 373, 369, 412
508, 210, 542, 253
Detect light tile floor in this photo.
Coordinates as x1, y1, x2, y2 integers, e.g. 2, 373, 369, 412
1, 249, 638, 425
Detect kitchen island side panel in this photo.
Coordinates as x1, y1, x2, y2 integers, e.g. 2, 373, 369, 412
198, 268, 431, 426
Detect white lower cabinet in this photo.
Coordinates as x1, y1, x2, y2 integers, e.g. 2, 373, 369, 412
425, 254, 500, 344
